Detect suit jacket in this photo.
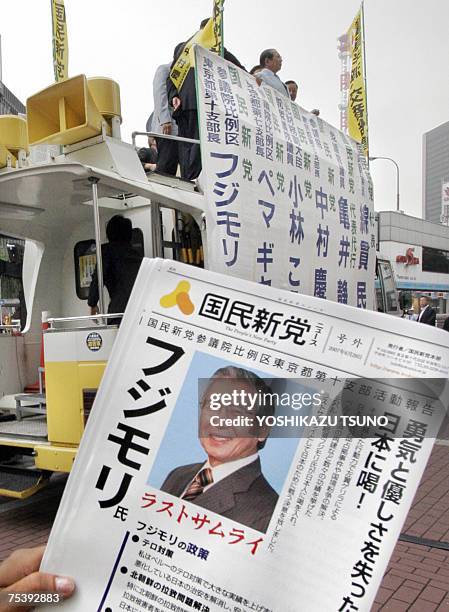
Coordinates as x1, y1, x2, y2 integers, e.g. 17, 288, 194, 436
418, 306, 436, 326
167, 42, 246, 111
161, 458, 278, 533
88, 242, 143, 314
259, 68, 289, 97
151, 63, 178, 135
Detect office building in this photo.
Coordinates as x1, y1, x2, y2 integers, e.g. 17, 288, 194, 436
422, 121, 449, 224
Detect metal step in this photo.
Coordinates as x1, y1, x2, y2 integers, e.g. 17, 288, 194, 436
0, 415, 47, 439
0, 466, 49, 499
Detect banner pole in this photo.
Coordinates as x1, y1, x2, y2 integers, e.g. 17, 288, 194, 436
361, 1, 370, 162
220, 0, 225, 57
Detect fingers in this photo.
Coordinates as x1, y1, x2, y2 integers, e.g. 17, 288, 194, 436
12, 571, 75, 595
0, 547, 45, 588
0, 572, 75, 612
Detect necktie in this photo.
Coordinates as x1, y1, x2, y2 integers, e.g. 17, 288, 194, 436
182, 468, 213, 501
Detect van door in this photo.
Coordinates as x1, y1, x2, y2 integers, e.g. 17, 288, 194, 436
376, 258, 399, 315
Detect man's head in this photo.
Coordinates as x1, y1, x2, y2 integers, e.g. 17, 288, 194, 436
199, 367, 274, 467
106, 215, 133, 244
200, 18, 209, 29
285, 80, 298, 101
259, 49, 282, 74
420, 296, 430, 309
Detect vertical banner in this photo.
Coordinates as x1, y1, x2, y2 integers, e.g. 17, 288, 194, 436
196, 46, 375, 309
212, 0, 225, 57
345, 4, 369, 156
169, 0, 224, 92
51, 0, 68, 82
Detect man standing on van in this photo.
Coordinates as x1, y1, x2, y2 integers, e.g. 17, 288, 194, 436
258, 49, 289, 97
88, 215, 143, 324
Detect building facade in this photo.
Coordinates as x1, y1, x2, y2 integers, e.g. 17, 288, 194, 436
0, 80, 25, 115
422, 120, 449, 224
378, 211, 449, 316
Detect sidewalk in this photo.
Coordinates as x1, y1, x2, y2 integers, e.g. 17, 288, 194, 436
0, 477, 64, 561
372, 443, 449, 611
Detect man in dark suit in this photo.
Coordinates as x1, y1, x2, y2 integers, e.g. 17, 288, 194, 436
161, 367, 278, 533
417, 296, 436, 326
88, 215, 143, 324
167, 19, 246, 181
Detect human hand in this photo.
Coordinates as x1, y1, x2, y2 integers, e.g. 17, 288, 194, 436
0, 546, 75, 612
161, 122, 172, 135
90, 305, 99, 316
172, 97, 181, 111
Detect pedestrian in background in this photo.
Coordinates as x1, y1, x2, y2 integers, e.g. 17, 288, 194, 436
417, 296, 436, 326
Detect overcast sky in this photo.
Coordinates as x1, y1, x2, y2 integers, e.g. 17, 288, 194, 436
2, 0, 448, 219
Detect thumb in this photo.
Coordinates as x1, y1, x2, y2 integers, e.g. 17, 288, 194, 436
0, 572, 75, 612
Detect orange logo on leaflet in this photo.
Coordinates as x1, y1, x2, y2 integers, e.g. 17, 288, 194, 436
160, 281, 195, 315
396, 247, 419, 266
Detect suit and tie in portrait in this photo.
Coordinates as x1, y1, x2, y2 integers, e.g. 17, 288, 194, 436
160, 366, 279, 533
161, 457, 278, 533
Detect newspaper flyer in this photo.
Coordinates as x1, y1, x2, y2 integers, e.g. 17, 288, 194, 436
40, 258, 449, 612
196, 46, 375, 308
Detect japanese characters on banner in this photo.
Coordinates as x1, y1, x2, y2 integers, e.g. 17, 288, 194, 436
51, 0, 68, 82
344, 5, 369, 156
40, 259, 449, 612
196, 46, 375, 309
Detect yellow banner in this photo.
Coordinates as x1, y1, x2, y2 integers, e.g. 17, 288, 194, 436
170, 0, 224, 91
347, 5, 368, 156
51, 0, 68, 82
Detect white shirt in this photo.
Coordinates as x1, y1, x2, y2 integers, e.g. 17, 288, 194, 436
258, 68, 289, 97
182, 453, 259, 496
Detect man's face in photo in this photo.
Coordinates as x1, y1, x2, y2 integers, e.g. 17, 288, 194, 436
199, 378, 268, 467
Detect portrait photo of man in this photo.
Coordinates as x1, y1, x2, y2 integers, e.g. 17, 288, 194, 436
160, 366, 279, 533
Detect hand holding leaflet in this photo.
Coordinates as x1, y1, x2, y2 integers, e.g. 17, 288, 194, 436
0, 546, 75, 612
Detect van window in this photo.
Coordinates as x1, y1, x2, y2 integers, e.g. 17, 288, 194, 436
376, 259, 399, 314
0, 234, 27, 331
74, 228, 144, 300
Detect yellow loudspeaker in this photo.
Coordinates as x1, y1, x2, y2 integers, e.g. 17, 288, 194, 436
0, 115, 29, 154
0, 143, 18, 169
88, 77, 121, 123
26, 74, 107, 146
